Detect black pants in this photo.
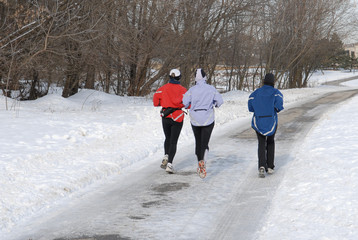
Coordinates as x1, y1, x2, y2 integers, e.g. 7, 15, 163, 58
256, 130, 276, 170
191, 122, 215, 161
162, 117, 183, 163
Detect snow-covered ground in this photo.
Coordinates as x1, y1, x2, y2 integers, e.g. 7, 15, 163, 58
1, 70, 358, 239
258, 76, 358, 240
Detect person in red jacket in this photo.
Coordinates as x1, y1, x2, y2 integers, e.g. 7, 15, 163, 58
153, 69, 187, 173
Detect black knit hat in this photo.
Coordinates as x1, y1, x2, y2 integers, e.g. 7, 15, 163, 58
264, 73, 275, 86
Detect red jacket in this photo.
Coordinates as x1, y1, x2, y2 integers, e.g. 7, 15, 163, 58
153, 83, 187, 122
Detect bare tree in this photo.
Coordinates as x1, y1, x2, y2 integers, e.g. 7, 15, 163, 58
261, 0, 355, 88
0, 0, 355, 101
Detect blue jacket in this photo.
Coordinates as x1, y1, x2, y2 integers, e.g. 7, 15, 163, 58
248, 85, 284, 136
183, 79, 223, 126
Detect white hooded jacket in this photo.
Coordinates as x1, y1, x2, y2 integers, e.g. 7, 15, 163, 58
182, 69, 223, 126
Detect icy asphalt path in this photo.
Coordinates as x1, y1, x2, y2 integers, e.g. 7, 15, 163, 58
210, 87, 358, 239
11, 83, 358, 240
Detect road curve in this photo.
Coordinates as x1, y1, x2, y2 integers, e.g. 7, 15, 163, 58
209, 78, 358, 240
9, 77, 358, 240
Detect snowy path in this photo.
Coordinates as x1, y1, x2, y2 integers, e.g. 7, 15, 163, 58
209, 88, 358, 239
8, 81, 358, 240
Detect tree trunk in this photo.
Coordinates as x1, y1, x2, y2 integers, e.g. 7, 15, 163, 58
105, 71, 111, 93
63, 69, 79, 98
84, 65, 95, 89
28, 69, 39, 100
127, 63, 137, 96
62, 41, 81, 98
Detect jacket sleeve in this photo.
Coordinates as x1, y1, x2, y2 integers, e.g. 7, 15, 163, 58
182, 89, 191, 109
153, 86, 163, 107
179, 87, 187, 108
248, 92, 255, 112
274, 90, 284, 113
213, 89, 223, 107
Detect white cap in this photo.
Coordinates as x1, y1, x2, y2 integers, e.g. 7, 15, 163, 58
169, 69, 181, 78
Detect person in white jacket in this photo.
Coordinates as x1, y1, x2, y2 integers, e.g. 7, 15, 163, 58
182, 68, 223, 178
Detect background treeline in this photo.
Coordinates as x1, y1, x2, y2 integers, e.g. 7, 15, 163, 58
0, 0, 356, 100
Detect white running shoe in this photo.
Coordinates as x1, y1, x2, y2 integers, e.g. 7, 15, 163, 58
267, 168, 274, 174
259, 167, 265, 178
160, 154, 168, 169
166, 162, 174, 173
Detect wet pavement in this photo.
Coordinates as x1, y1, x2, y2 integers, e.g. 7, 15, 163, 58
11, 78, 358, 240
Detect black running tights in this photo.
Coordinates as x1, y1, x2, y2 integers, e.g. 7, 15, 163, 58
162, 117, 183, 163
191, 122, 215, 161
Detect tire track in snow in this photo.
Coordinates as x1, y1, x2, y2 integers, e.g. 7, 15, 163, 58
209, 86, 358, 240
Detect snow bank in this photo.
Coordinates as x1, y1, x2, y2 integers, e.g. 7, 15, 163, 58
0, 70, 356, 236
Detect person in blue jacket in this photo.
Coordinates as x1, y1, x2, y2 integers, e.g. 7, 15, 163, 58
183, 68, 223, 178
248, 73, 284, 178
